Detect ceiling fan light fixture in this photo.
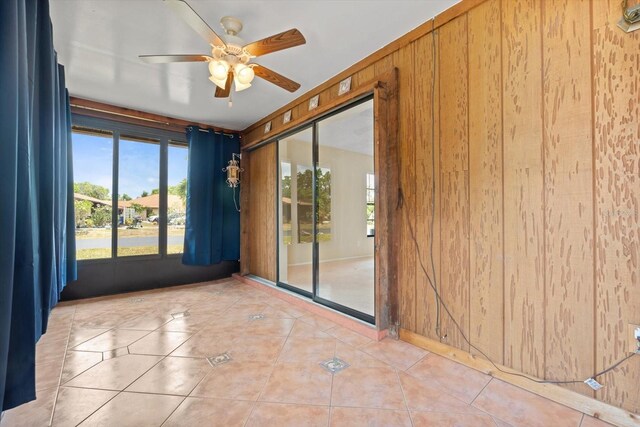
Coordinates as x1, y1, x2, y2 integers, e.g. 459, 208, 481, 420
209, 74, 228, 90
234, 77, 252, 92
234, 63, 255, 85
209, 60, 229, 80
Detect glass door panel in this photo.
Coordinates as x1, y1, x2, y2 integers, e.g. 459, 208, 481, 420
316, 99, 375, 317
278, 127, 314, 294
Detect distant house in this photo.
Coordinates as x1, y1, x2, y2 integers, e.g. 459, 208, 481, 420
123, 194, 185, 219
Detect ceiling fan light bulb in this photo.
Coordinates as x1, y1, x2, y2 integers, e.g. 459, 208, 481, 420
209, 60, 229, 80
237, 65, 255, 84
209, 75, 228, 90
234, 78, 252, 92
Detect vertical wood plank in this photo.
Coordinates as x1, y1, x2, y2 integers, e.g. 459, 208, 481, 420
468, 0, 504, 363
438, 15, 470, 351
414, 31, 440, 341
502, 0, 545, 377
593, 10, 640, 413
395, 44, 417, 332
248, 142, 277, 282
240, 147, 251, 275
542, 0, 595, 394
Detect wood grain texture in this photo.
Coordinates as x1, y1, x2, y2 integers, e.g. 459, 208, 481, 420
254, 64, 301, 93
247, 142, 277, 281
502, 0, 545, 378
438, 15, 470, 352
542, 0, 595, 394
413, 32, 440, 341
593, 15, 640, 413
468, 0, 504, 363
243, 28, 306, 57
395, 45, 417, 332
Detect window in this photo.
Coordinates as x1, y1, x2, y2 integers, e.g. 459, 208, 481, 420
366, 173, 375, 237
71, 120, 187, 260
117, 136, 160, 256
296, 165, 314, 243
280, 161, 292, 245
72, 128, 114, 260
167, 143, 188, 254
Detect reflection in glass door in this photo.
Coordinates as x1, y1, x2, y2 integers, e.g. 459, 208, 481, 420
278, 127, 313, 295
316, 99, 375, 319
276, 97, 375, 323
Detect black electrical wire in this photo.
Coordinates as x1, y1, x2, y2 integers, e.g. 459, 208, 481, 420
408, 22, 639, 387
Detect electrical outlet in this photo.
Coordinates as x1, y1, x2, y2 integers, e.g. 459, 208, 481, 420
629, 324, 640, 354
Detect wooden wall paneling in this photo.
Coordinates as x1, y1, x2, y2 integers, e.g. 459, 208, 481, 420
413, 31, 441, 341
438, 15, 470, 351
593, 1, 640, 413
354, 63, 375, 88
502, 0, 545, 377
467, 0, 504, 363
374, 54, 395, 79
248, 142, 277, 282
395, 44, 417, 332
542, 0, 595, 394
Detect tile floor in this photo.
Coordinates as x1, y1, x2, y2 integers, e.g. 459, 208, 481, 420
0, 278, 613, 427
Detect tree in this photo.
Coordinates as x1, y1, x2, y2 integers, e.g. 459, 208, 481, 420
168, 178, 187, 203
90, 205, 111, 227
151, 188, 159, 195
74, 200, 92, 226
119, 194, 132, 201
129, 203, 145, 214
141, 191, 149, 197
74, 182, 109, 200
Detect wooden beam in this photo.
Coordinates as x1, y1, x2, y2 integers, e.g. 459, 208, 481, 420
400, 329, 640, 427
70, 96, 240, 136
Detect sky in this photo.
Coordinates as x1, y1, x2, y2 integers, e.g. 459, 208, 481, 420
72, 132, 188, 199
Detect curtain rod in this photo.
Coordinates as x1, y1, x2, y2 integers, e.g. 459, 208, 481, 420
194, 127, 235, 138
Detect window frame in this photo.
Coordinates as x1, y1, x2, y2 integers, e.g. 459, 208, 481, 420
72, 114, 187, 264
366, 172, 375, 237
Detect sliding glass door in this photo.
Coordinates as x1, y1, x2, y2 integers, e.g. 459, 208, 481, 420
277, 97, 375, 323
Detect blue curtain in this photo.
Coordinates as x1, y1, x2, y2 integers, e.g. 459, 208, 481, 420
0, 0, 77, 412
182, 127, 240, 265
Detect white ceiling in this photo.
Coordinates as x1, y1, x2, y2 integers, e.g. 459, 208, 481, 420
51, 0, 458, 131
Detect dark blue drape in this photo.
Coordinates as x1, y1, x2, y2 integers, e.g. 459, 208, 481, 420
182, 127, 240, 265
0, 0, 77, 412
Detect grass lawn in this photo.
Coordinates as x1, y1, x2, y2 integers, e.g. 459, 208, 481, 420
77, 244, 184, 260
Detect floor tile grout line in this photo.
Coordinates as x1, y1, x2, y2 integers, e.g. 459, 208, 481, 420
470, 377, 493, 407
403, 352, 430, 373
158, 395, 188, 427
48, 304, 78, 426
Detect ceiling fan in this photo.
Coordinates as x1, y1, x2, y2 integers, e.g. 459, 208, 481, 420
139, 0, 306, 101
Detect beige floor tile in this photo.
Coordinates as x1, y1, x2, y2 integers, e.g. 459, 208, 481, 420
580, 416, 615, 427
162, 397, 253, 427
157, 313, 216, 333
330, 407, 412, 427
126, 356, 210, 396
331, 366, 406, 410
78, 392, 183, 426
325, 326, 373, 348
411, 411, 497, 426
226, 335, 288, 363
406, 354, 490, 404
298, 314, 339, 331
289, 320, 333, 338
334, 342, 389, 368
64, 354, 162, 390
36, 360, 63, 391
278, 336, 337, 363
67, 328, 110, 348
51, 387, 117, 427
118, 312, 174, 331
168, 331, 235, 358
246, 402, 330, 427
398, 371, 484, 414
362, 338, 428, 371
127, 331, 192, 355
0, 387, 57, 427
60, 351, 104, 384
72, 329, 149, 352
242, 317, 296, 336
260, 363, 333, 405
472, 380, 583, 427
191, 360, 273, 400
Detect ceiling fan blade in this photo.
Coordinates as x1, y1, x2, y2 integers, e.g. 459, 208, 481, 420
243, 29, 306, 57
164, 0, 226, 48
139, 54, 212, 63
253, 64, 301, 92
215, 72, 233, 98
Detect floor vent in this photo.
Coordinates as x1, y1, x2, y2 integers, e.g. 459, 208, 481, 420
171, 311, 190, 319
207, 352, 232, 367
